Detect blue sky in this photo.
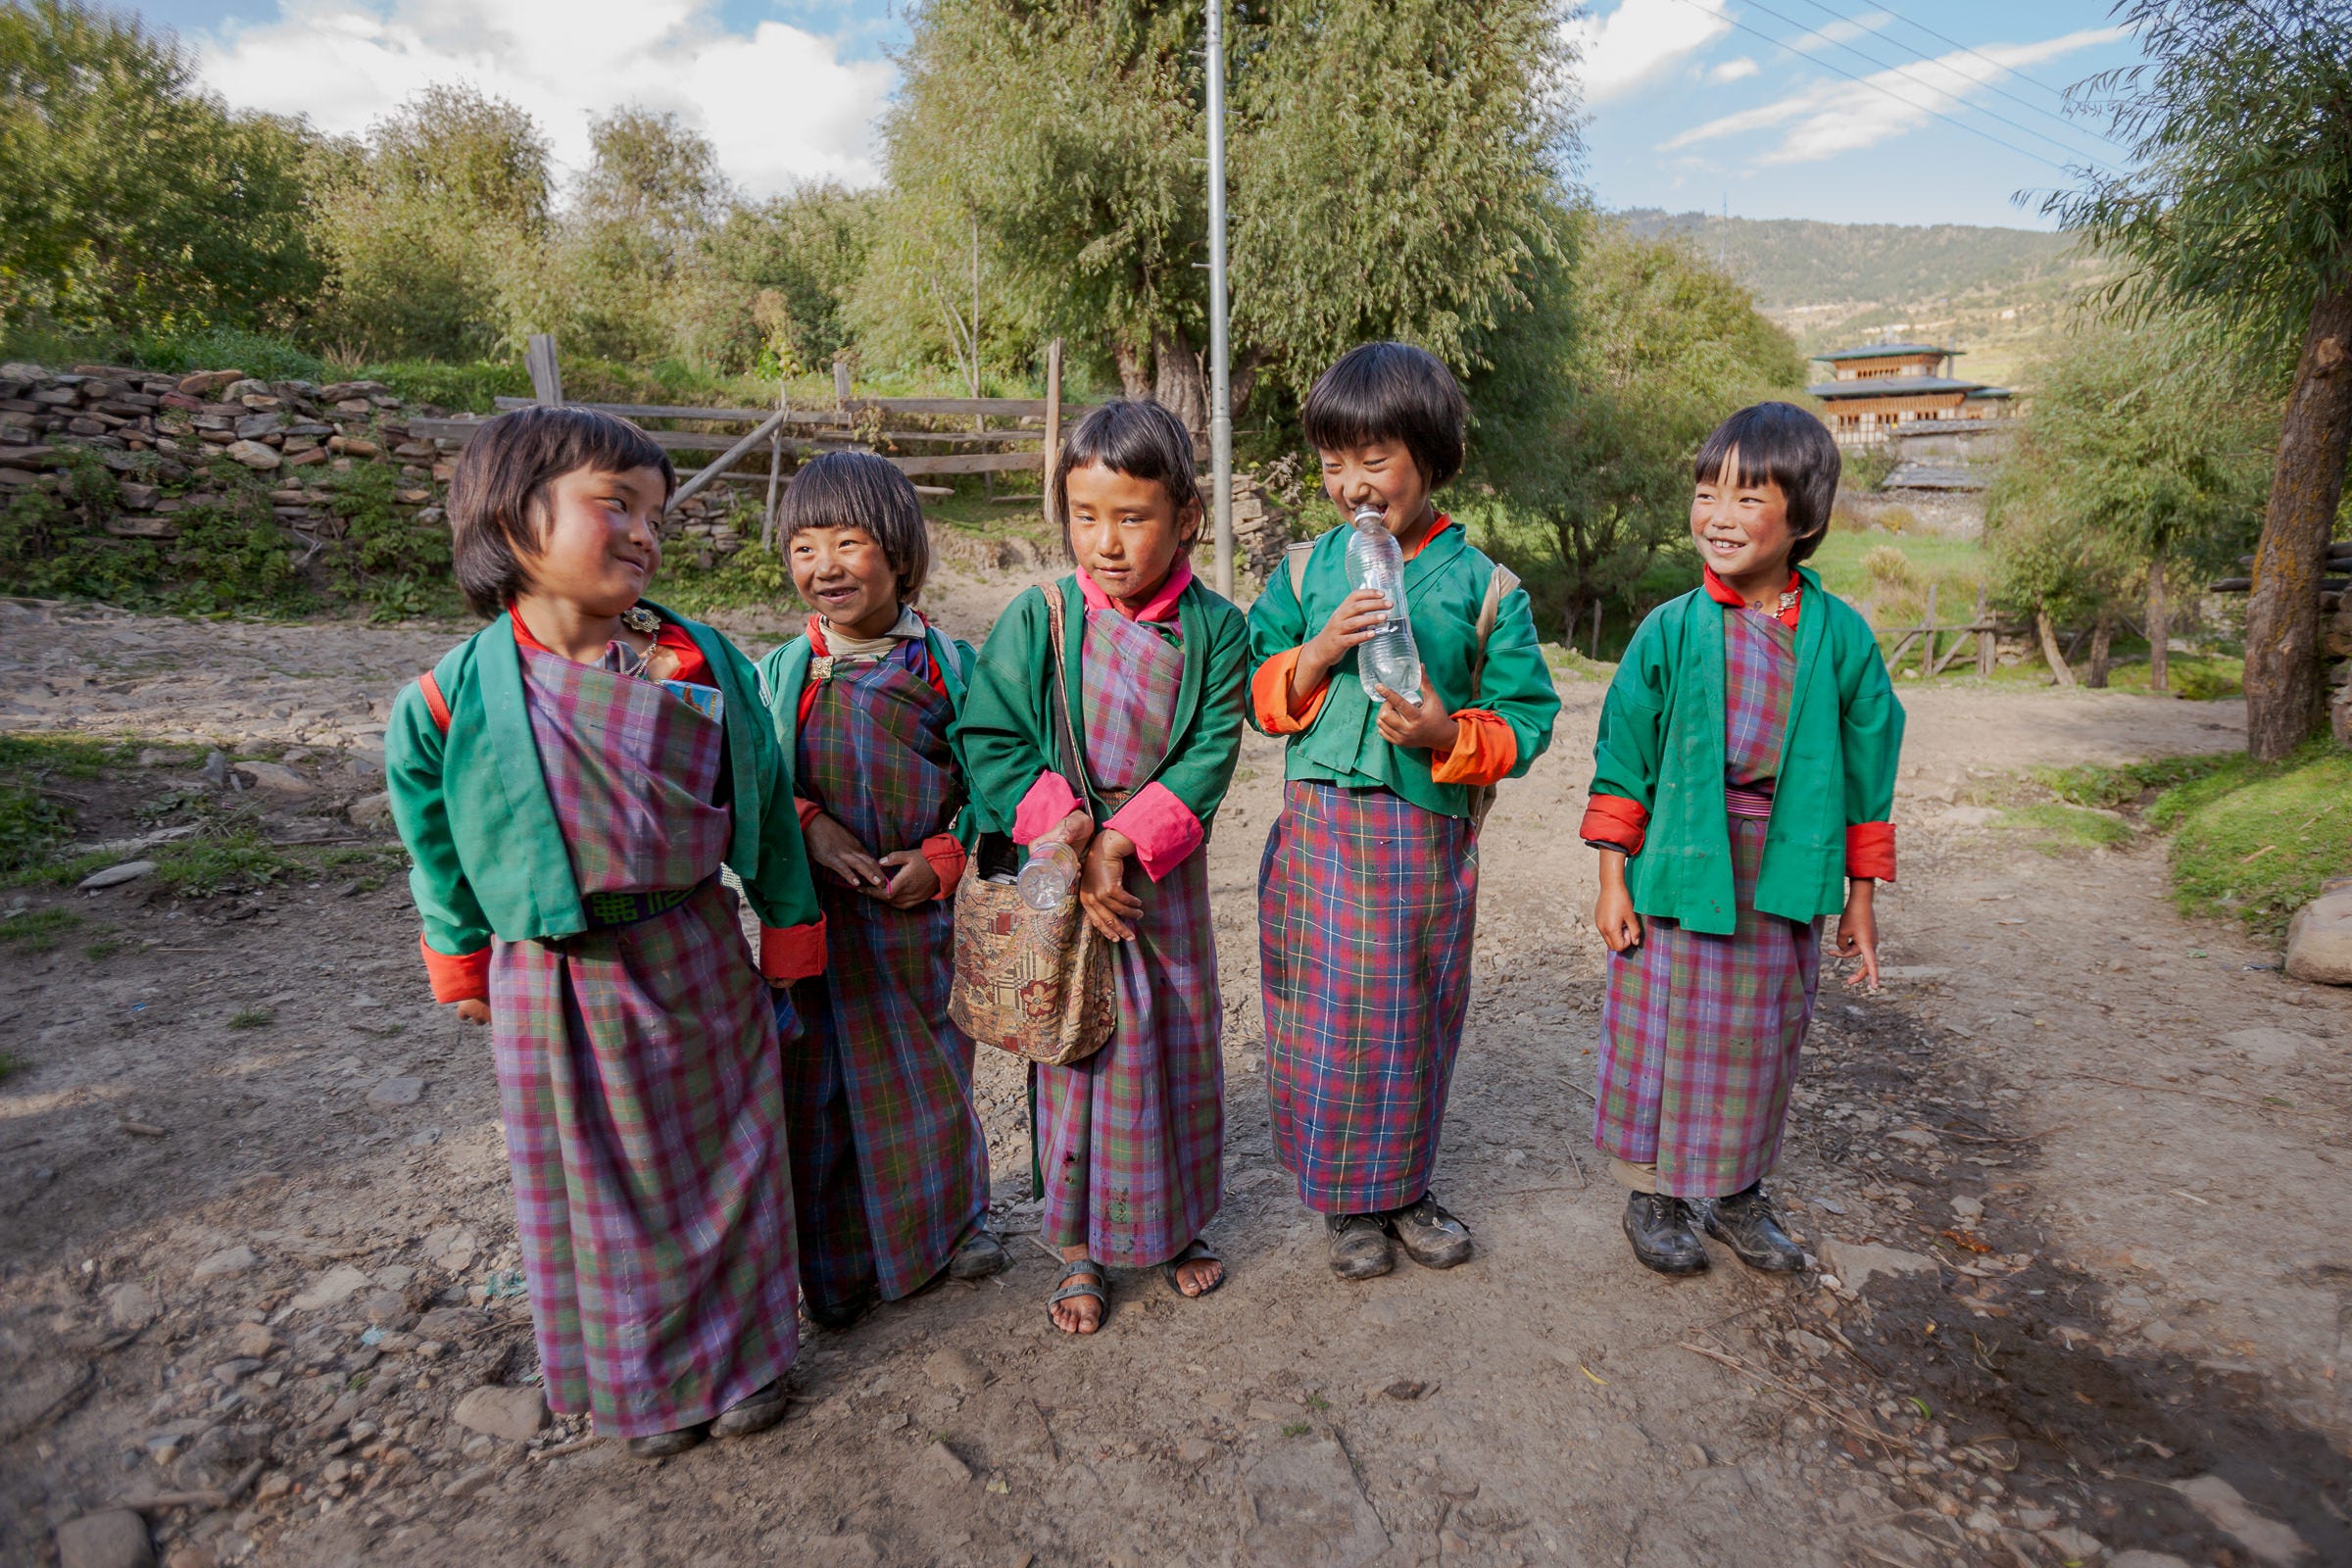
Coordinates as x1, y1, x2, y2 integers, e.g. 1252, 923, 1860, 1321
141, 0, 2143, 228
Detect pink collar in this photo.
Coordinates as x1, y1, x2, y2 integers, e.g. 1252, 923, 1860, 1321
1076, 556, 1193, 622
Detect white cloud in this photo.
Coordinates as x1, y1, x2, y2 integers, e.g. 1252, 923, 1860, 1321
1708, 56, 1759, 83
1663, 25, 2126, 166
191, 0, 895, 194
1567, 0, 1733, 104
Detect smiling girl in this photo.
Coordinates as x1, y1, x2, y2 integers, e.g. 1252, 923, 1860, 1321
1247, 342, 1559, 1283
385, 407, 824, 1457
754, 452, 1006, 1331
1581, 401, 1903, 1277
956, 400, 1250, 1334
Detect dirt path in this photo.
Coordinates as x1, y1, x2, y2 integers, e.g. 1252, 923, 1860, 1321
2, 582, 2343, 1568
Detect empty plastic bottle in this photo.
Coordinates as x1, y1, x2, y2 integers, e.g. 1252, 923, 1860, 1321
1016, 839, 1082, 911
1346, 503, 1423, 701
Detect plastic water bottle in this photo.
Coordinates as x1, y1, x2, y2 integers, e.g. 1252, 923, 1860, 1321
1016, 840, 1082, 911
1346, 503, 1422, 701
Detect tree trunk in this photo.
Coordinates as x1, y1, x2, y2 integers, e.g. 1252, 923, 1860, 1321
1152, 326, 1210, 454
2147, 545, 2169, 695
1113, 341, 1151, 400
2244, 279, 2352, 760
2036, 606, 2077, 687
2086, 609, 2115, 689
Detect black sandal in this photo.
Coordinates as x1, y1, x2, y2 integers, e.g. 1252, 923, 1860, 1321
1047, 1256, 1108, 1333
1159, 1238, 1225, 1298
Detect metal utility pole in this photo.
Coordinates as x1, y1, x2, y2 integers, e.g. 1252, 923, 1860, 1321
1205, 0, 1234, 597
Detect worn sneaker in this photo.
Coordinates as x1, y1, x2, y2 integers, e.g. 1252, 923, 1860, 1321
1326, 1212, 1395, 1281
948, 1227, 1012, 1280
1702, 1184, 1805, 1273
1623, 1192, 1708, 1276
1387, 1192, 1474, 1269
710, 1380, 788, 1439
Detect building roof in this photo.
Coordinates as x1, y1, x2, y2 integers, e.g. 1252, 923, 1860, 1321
1805, 375, 1985, 399
1813, 343, 1961, 363
1962, 385, 2015, 400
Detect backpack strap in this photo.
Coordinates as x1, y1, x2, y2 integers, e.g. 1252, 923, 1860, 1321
417, 669, 453, 736
1469, 564, 1520, 692
1284, 539, 1314, 603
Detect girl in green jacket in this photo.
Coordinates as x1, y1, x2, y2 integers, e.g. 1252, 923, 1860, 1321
385, 407, 822, 1457
1581, 402, 1904, 1278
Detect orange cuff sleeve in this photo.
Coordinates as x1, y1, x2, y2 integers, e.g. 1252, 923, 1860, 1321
921, 833, 966, 901
1845, 822, 1896, 882
1250, 648, 1330, 735
1429, 709, 1517, 788
760, 918, 828, 982
418, 933, 490, 1004
795, 796, 822, 829
1579, 795, 1650, 857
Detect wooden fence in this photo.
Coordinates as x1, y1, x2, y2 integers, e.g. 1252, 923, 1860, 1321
1878, 584, 1999, 678
409, 335, 1088, 546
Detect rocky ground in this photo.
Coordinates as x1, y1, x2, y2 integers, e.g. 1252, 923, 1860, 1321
2, 574, 2345, 1568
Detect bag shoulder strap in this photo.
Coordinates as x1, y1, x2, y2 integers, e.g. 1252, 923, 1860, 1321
417, 669, 453, 736
1285, 539, 1314, 603
1041, 583, 1098, 803
1467, 564, 1520, 696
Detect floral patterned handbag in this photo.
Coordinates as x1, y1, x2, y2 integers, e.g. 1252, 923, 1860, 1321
948, 584, 1116, 1067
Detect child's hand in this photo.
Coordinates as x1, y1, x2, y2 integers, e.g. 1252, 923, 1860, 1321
1037, 807, 1095, 856
875, 848, 941, 908
805, 811, 887, 891
1835, 879, 1880, 992
1593, 882, 1643, 955
1374, 671, 1461, 754
455, 999, 490, 1025
1078, 828, 1144, 942
1309, 589, 1394, 664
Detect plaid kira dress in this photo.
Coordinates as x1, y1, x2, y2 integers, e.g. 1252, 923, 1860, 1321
786, 641, 989, 1308
1259, 782, 1478, 1214
1592, 605, 1824, 1199
492, 644, 798, 1439
1035, 606, 1224, 1266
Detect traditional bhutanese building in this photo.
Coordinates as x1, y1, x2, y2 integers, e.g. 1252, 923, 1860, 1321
1806, 343, 2013, 444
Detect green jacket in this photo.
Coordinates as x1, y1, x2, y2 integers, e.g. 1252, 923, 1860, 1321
755, 622, 981, 852
386, 603, 820, 957
1590, 566, 1903, 934
956, 575, 1251, 834
1246, 520, 1560, 817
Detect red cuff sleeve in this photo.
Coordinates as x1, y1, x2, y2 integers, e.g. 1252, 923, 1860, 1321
760, 918, 828, 981
1011, 770, 1085, 846
1579, 795, 1650, 857
795, 796, 822, 829
1429, 709, 1518, 788
921, 833, 966, 900
1845, 821, 1896, 882
419, 933, 490, 1004
1102, 781, 1204, 882
1250, 647, 1329, 735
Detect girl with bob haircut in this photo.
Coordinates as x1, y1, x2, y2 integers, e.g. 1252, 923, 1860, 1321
385, 405, 824, 1458
1582, 401, 1903, 1278
1248, 341, 1560, 1284
956, 399, 1251, 1334
754, 451, 1009, 1331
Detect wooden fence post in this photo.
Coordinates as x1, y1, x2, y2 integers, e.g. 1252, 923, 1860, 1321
526, 335, 564, 406
1921, 583, 1938, 677
761, 382, 787, 553
833, 360, 852, 412
1976, 589, 1994, 678
1043, 338, 1063, 526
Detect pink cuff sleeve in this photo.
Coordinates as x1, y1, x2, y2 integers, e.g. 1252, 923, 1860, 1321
419, 934, 490, 1004
1102, 781, 1203, 882
759, 918, 828, 981
1011, 769, 1085, 846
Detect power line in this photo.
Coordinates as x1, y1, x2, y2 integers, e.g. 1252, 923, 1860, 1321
1838, 0, 2081, 103
1663, 0, 2083, 176
1784, 0, 2132, 153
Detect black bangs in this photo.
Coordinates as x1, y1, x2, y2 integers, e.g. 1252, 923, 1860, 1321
779, 450, 932, 602
1051, 399, 1203, 542
1692, 402, 1842, 564
1300, 341, 1468, 488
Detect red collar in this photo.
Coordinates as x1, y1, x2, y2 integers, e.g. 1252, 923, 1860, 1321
1076, 556, 1193, 622
1702, 564, 1802, 628
1400, 514, 1453, 562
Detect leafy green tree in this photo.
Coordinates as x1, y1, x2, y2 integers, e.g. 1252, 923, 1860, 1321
311, 84, 552, 360
557, 108, 735, 364
2046, 0, 2352, 755
708, 182, 878, 372
1475, 217, 1808, 643
877, 0, 1573, 437
0, 0, 321, 334
1985, 315, 2273, 689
